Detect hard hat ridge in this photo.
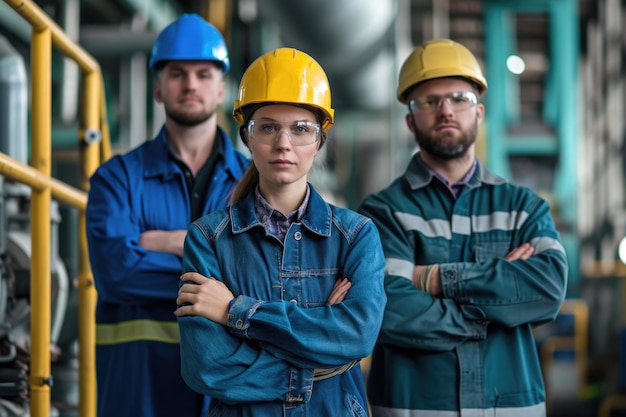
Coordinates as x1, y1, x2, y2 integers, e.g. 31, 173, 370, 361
397, 38, 487, 104
233, 48, 335, 130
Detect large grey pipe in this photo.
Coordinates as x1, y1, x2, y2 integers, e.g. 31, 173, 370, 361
259, 0, 397, 110
0, 35, 27, 260
0, 35, 27, 164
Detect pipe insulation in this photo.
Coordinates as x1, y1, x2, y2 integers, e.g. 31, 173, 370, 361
0, 35, 28, 165
259, 0, 398, 110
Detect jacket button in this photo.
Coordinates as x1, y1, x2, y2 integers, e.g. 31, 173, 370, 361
289, 299, 298, 304
294, 231, 302, 241
235, 320, 243, 329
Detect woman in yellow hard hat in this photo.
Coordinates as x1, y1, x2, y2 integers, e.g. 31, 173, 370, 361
174, 48, 387, 416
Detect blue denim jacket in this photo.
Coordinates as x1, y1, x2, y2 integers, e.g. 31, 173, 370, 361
178, 185, 386, 417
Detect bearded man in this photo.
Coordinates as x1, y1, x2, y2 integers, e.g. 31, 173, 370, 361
359, 38, 568, 417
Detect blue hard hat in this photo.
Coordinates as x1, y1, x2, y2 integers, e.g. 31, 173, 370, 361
149, 14, 230, 73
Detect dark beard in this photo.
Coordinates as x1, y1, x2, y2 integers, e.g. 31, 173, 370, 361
413, 119, 477, 160
165, 108, 213, 127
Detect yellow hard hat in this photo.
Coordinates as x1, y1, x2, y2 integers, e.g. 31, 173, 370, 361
233, 48, 335, 130
397, 38, 488, 104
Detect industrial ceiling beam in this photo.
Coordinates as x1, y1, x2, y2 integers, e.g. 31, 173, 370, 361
116, 0, 183, 30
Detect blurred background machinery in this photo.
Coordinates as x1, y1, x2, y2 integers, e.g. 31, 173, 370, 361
1, 0, 626, 416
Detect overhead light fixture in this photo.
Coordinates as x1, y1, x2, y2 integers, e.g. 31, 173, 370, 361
506, 55, 526, 75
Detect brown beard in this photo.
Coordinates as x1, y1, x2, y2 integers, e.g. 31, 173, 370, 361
412, 118, 478, 160
165, 107, 214, 127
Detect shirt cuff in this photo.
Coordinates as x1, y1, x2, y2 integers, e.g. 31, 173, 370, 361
227, 295, 264, 339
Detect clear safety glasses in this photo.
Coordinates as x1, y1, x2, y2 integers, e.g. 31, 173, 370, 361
247, 119, 321, 146
408, 91, 478, 114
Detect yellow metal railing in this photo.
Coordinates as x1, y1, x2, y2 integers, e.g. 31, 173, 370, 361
0, 1, 112, 416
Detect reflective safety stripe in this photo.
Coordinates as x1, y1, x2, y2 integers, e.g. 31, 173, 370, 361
531, 236, 566, 255
384, 241, 565, 283
96, 320, 180, 345
394, 211, 566, 256
466, 211, 529, 234
397, 211, 531, 238
370, 402, 546, 417
396, 213, 451, 239
385, 258, 414, 281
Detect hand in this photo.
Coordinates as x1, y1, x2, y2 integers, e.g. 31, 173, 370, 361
139, 229, 187, 257
175, 272, 234, 326
326, 278, 352, 305
504, 243, 534, 261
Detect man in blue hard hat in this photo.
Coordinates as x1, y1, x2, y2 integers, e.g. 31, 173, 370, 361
86, 14, 249, 417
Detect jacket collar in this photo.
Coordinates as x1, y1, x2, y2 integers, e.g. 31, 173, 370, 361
142, 125, 241, 178
230, 184, 332, 237
405, 151, 507, 191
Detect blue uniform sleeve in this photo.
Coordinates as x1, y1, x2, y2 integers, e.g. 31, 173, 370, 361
226, 220, 387, 368
86, 157, 185, 304
178, 315, 314, 404
441, 197, 568, 327
178, 222, 314, 403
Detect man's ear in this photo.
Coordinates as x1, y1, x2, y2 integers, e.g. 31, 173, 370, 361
476, 103, 485, 124
405, 113, 416, 133
154, 79, 163, 103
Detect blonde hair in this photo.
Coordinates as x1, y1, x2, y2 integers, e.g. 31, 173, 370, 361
229, 164, 259, 204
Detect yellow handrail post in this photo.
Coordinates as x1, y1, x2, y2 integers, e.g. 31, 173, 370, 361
99, 78, 112, 163
2, 1, 111, 416
78, 69, 101, 417
29, 23, 52, 417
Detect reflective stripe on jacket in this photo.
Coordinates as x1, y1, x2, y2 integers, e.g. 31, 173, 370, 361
358, 153, 567, 417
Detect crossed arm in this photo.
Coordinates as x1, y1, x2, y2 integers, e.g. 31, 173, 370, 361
175, 219, 386, 400
139, 229, 187, 258
175, 275, 352, 324
414, 243, 535, 295
358, 195, 567, 352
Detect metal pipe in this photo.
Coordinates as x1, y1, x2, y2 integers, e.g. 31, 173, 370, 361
60, 0, 81, 123
5, 0, 100, 72
0, 36, 27, 165
260, 0, 397, 110
0, 153, 87, 209
2, 1, 105, 416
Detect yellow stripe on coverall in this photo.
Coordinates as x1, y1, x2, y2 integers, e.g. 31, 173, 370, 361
96, 320, 180, 344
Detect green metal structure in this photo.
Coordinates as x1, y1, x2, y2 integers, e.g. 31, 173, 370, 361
484, 0, 579, 289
